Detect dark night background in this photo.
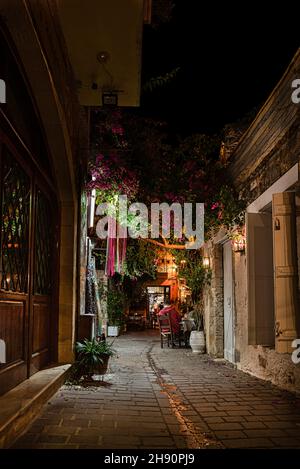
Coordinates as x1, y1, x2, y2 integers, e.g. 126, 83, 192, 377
141, 1, 300, 135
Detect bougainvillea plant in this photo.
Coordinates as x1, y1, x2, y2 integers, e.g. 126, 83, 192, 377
87, 153, 139, 205
87, 108, 247, 277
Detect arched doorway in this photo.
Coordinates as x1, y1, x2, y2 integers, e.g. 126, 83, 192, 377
0, 25, 59, 395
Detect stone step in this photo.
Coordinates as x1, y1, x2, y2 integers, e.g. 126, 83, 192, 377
0, 364, 70, 448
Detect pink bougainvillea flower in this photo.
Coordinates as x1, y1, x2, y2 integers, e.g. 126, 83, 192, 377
95, 154, 105, 165
211, 202, 220, 210
111, 124, 124, 135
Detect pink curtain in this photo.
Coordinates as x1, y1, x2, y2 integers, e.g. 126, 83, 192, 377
105, 218, 127, 276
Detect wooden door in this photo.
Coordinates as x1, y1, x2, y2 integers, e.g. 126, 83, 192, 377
0, 142, 31, 394
30, 186, 57, 376
0, 128, 58, 394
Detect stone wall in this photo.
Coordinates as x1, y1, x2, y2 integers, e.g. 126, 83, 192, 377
222, 48, 300, 393
237, 122, 300, 207
202, 52, 300, 391
203, 244, 224, 358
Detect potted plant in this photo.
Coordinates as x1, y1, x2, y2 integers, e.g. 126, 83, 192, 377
173, 251, 211, 353
69, 338, 116, 382
189, 304, 206, 354
107, 289, 125, 336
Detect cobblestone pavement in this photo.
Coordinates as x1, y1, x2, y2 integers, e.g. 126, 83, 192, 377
13, 331, 300, 449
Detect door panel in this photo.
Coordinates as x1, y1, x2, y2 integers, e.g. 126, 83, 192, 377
0, 300, 25, 363
223, 241, 235, 363
0, 145, 31, 394
32, 300, 50, 353
247, 212, 275, 346
29, 188, 55, 375
0, 147, 31, 293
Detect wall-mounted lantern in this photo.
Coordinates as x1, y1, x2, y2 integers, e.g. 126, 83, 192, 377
203, 256, 210, 269
232, 234, 246, 252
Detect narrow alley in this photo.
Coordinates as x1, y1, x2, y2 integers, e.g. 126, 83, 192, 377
13, 332, 300, 450
1, 1, 300, 462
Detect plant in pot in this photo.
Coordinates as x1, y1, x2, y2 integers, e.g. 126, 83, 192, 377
173, 250, 211, 354
69, 338, 116, 383
189, 304, 206, 354
107, 288, 125, 337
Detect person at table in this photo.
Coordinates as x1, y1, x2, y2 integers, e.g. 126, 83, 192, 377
158, 301, 181, 335
182, 307, 196, 346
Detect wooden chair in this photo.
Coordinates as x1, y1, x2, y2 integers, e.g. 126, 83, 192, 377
157, 314, 173, 348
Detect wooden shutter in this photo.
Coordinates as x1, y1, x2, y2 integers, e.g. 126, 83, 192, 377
247, 212, 275, 346
272, 192, 299, 353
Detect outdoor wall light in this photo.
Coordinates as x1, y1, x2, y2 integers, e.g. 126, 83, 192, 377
232, 235, 246, 252
203, 257, 210, 269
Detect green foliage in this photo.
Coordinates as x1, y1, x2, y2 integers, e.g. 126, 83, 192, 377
69, 338, 116, 382
189, 304, 205, 331
173, 250, 211, 304
107, 289, 125, 326
205, 184, 246, 238
143, 67, 180, 93
123, 240, 157, 279
172, 250, 211, 331
217, 185, 246, 227
93, 250, 106, 271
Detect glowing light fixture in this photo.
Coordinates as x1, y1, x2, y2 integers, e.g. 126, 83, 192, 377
232, 234, 246, 252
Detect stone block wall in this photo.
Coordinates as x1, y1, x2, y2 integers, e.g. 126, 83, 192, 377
203, 244, 224, 358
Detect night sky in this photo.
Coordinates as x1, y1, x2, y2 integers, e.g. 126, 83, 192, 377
141, 1, 300, 135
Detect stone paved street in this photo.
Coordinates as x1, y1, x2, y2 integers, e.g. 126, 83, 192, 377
12, 331, 300, 449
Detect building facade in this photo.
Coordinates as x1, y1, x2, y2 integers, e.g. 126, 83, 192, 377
0, 0, 85, 396
0, 0, 143, 447
203, 48, 300, 393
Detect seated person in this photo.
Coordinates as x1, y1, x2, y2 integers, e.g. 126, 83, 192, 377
158, 301, 181, 335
